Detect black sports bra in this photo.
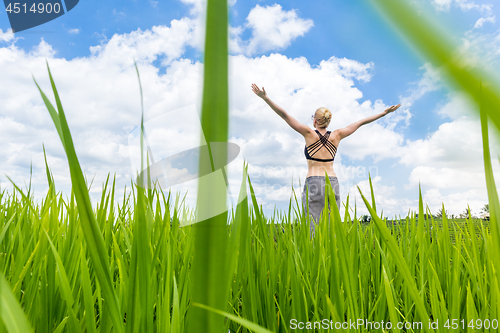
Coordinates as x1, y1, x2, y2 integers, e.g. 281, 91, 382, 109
304, 130, 337, 162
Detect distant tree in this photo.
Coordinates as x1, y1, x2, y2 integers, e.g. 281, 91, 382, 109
481, 204, 490, 220
436, 207, 447, 219
360, 215, 371, 224
460, 207, 471, 219
415, 213, 433, 220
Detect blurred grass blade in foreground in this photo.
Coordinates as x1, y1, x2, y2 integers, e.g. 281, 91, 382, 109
480, 82, 500, 281
369, 0, 500, 133
369, 0, 500, 292
1, 271, 34, 333
188, 0, 230, 331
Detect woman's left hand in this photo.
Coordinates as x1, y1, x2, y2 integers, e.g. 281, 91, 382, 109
384, 104, 401, 114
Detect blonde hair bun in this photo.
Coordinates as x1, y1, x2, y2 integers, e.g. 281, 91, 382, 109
315, 107, 332, 128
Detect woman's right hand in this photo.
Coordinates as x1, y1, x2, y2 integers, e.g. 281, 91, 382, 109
251, 83, 267, 99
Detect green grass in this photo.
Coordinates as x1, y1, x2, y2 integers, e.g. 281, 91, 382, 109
378, 218, 490, 244
1, 166, 499, 332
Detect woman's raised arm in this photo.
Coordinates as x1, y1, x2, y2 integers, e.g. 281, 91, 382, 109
252, 83, 311, 136
336, 104, 401, 140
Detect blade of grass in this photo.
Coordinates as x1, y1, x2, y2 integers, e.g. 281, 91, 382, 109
479, 82, 500, 285
42, 228, 80, 332
80, 245, 96, 333
193, 302, 274, 333
357, 185, 432, 330
189, 0, 230, 331
1, 271, 34, 333
34, 61, 124, 333
132, 61, 154, 333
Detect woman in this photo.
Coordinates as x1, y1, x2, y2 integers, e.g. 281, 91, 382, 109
251, 83, 400, 235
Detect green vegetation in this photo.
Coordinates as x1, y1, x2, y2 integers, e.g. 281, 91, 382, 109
0, 155, 498, 332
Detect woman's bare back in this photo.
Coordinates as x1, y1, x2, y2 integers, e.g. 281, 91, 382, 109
303, 128, 340, 178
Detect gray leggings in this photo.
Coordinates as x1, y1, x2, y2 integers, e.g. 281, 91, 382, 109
301, 176, 341, 236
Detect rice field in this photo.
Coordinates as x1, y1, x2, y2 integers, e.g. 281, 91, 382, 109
1, 155, 499, 333
0, 162, 498, 333
3, 0, 500, 332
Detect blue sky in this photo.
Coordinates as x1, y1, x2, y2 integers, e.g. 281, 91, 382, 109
1, 0, 499, 218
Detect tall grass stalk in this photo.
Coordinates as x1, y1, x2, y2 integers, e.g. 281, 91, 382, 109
368, 0, 500, 320
188, 0, 231, 331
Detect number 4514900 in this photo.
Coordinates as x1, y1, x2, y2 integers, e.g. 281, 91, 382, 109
444, 319, 498, 330
6, 2, 62, 14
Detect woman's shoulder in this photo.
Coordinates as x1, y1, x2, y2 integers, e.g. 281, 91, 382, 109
302, 127, 317, 137
329, 129, 341, 137
329, 129, 341, 146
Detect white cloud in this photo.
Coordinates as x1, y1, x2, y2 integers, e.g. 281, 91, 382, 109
0, 28, 18, 43
179, 0, 206, 15
454, 0, 493, 13
474, 15, 495, 28
149, 0, 159, 8
179, 0, 237, 15
454, 29, 500, 77
398, 91, 500, 215
400, 116, 482, 169
233, 4, 314, 56
112, 9, 126, 21
178, 0, 236, 51
431, 0, 453, 12
68, 28, 81, 34
168, 2, 313, 56
422, 188, 490, 217
400, 62, 442, 108
30, 38, 57, 58
345, 176, 414, 218
431, 0, 493, 14
435, 90, 477, 119
331, 57, 374, 83
408, 166, 486, 189
0, 20, 203, 207
430, 0, 495, 30
88, 18, 196, 67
